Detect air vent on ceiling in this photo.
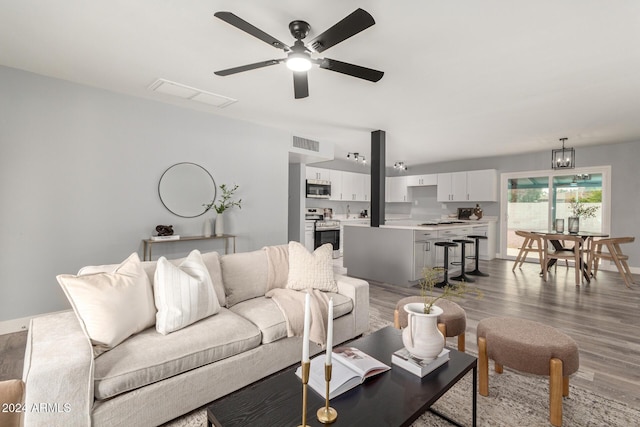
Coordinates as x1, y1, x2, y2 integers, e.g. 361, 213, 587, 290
148, 78, 237, 108
292, 136, 320, 152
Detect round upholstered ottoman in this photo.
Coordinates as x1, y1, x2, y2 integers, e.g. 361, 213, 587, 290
477, 317, 579, 427
394, 296, 467, 352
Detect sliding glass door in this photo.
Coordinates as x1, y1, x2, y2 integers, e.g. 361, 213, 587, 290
501, 167, 610, 260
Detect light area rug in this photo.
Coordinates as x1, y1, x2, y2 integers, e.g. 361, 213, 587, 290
164, 307, 640, 427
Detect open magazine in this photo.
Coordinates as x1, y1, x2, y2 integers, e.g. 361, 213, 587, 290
296, 346, 390, 399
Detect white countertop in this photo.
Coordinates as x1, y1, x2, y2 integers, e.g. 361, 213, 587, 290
343, 217, 495, 231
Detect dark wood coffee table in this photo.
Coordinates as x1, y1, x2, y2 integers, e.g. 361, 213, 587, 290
207, 326, 477, 427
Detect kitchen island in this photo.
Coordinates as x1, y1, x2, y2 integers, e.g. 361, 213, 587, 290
343, 220, 496, 287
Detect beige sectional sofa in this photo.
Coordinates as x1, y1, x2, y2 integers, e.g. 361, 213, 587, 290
22, 246, 369, 426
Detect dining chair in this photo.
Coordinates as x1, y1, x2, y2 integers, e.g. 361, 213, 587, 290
512, 230, 544, 271
542, 234, 584, 285
588, 237, 635, 288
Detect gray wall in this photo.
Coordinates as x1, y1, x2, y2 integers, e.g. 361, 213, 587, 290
0, 66, 290, 322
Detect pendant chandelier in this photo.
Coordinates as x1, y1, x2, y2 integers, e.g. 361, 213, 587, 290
551, 137, 575, 169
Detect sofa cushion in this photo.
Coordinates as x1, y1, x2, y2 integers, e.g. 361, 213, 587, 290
80, 250, 227, 307
93, 308, 261, 400
154, 250, 221, 335
326, 292, 354, 319
230, 297, 288, 344
57, 252, 156, 356
220, 250, 268, 307
286, 242, 337, 292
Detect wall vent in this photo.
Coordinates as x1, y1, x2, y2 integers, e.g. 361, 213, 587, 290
293, 136, 320, 152
148, 78, 237, 108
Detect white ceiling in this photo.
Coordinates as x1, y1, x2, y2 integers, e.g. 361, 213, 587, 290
2, 0, 640, 166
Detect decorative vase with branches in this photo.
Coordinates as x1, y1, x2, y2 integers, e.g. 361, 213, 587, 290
203, 184, 242, 237
417, 267, 482, 314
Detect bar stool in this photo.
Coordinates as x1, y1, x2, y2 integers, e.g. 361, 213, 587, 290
466, 234, 489, 277
434, 241, 458, 288
450, 239, 475, 282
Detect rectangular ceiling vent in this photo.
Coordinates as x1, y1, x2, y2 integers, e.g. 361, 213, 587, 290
293, 136, 320, 152
148, 78, 237, 108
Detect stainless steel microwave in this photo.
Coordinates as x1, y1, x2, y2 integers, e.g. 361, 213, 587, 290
306, 179, 331, 199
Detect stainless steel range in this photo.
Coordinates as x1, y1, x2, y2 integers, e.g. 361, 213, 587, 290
305, 208, 340, 258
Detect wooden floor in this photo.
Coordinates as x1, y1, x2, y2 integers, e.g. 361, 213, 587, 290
1, 258, 638, 408
368, 258, 640, 407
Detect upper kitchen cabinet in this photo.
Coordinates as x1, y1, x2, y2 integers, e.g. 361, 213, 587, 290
406, 174, 438, 187
341, 171, 369, 201
466, 169, 498, 201
306, 166, 332, 182
437, 169, 497, 202
437, 172, 467, 201
387, 176, 409, 202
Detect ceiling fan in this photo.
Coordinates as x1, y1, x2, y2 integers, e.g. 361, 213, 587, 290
213, 8, 384, 99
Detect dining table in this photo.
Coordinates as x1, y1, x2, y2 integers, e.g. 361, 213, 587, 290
531, 230, 609, 283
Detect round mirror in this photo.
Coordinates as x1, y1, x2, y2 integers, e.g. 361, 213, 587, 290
158, 163, 217, 218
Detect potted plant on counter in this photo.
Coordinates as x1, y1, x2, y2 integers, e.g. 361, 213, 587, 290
204, 183, 242, 236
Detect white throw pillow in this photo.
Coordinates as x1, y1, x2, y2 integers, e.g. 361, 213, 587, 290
286, 241, 337, 292
154, 250, 221, 335
57, 252, 156, 356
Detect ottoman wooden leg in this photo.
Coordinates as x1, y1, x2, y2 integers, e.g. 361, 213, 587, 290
478, 337, 489, 396
494, 362, 503, 374
563, 376, 570, 397
550, 358, 563, 427
457, 332, 465, 352
394, 310, 400, 329
437, 323, 447, 347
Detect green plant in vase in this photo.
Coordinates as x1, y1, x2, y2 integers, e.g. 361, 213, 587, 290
568, 199, 599, 219
204, 184, 242, 214
203, 184, 242, 237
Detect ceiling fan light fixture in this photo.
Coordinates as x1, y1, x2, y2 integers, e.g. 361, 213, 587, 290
286, 54, 312, 72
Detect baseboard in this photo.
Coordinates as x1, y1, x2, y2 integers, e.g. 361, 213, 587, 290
0, 310, 70, 336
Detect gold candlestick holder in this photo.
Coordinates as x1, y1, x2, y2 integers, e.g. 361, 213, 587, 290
316, 363, 338, 424
298, 361, 311, 427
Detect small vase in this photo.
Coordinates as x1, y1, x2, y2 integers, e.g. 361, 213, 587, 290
215, 212, 224, 236
203, 217, 212, 237
402, 303, 444, 361
568, 217, 579, 234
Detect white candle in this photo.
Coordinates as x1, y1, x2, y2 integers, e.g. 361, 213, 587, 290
326, 298, 334, 365
302, 292, 311, 362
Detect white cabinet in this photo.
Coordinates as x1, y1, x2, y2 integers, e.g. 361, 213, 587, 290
363, 175, 371, 201
341, 171, 365, 201
437, 172, 467, 201
386, 176, 409, 202
306, 166, 331, 181
329, 171, 343, 201
413, 230, 438, 281
331, 171, 369, 201
467, 169, 498, 201
304, 221, 315, 252
406, 174, 438, 187
437, 169, 497, 202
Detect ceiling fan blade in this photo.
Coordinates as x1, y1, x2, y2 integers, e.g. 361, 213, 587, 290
214, 11, 290, 51
317, 58, 384, 82
293, 72, 309, 99
214, 59, 283, 76
307, 9, 375, 53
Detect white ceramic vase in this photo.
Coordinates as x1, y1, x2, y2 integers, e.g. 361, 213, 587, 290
215, 212, 224, 236
402, 302, 444, 361
203, 217, 212, 237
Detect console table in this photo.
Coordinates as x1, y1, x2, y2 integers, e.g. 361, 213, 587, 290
142, 234, 236, 261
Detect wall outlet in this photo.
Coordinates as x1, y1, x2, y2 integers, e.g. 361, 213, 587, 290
414, 200, 419, 205
441, 204, 447, 209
